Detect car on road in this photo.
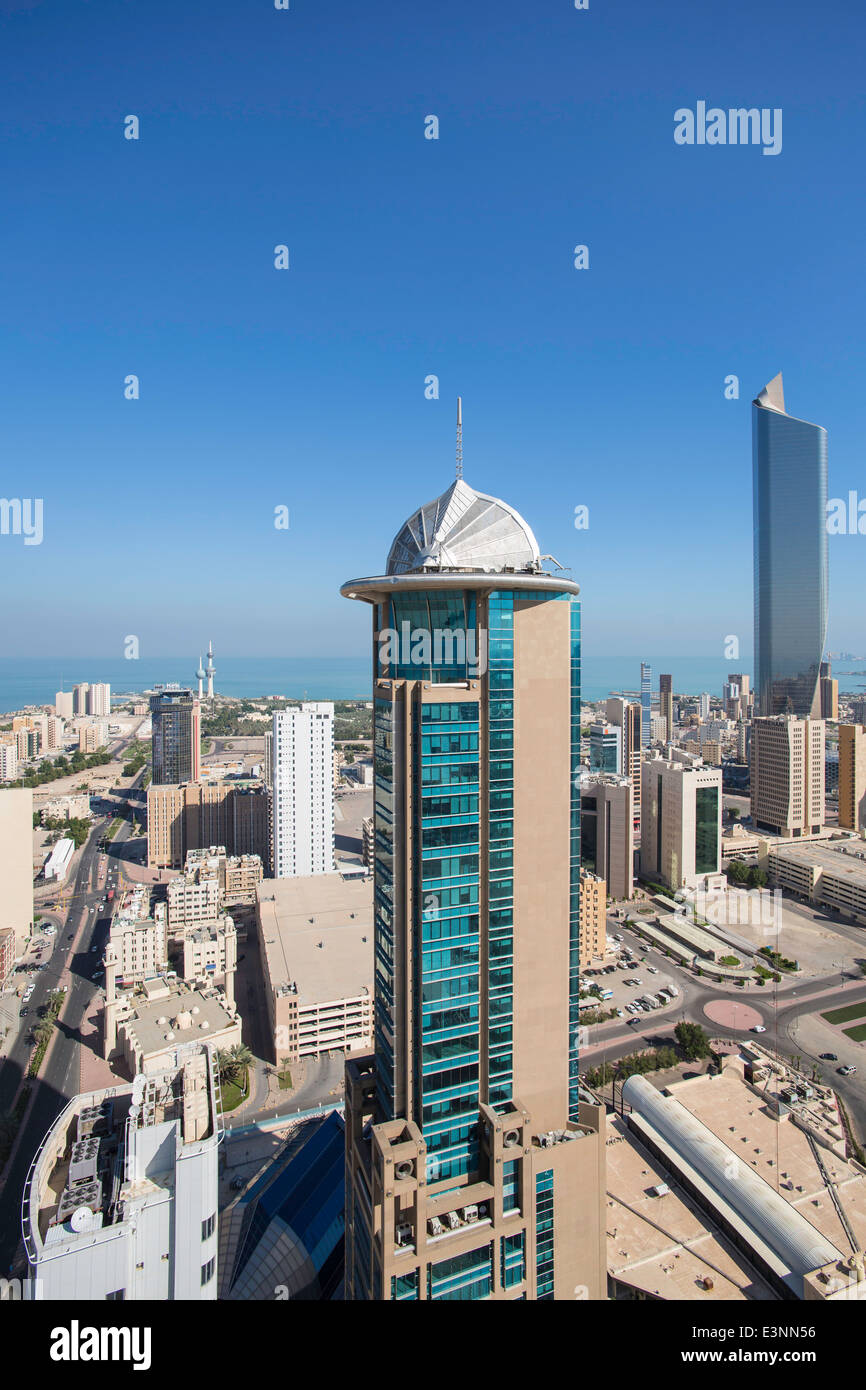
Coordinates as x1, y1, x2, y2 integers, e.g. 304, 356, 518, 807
648, 966, 658, 974
19, 1007, 29, 1017
838, 1065, 857, 1076
67, 934, 73, 941
820, 1052, 838, 1061
751, 1025, 767, 1034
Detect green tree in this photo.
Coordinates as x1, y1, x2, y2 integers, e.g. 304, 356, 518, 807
674, 1021, 711, 1061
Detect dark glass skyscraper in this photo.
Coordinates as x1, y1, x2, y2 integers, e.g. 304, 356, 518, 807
341, 475, 605, 1302
753, 373, 828, 718
150, 687, 201, 785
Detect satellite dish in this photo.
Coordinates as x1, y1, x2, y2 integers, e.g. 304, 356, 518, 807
70, 1206, 94, 1232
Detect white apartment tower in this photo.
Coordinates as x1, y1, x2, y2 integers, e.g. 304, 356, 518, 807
271, 702, 335, 878
87, 682, 111, 717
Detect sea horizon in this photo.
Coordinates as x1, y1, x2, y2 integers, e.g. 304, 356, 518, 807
2, 654, 865, 718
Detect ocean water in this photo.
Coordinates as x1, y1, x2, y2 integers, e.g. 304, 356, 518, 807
2, 655, 865, 716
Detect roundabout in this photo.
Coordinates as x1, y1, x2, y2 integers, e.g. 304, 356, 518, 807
703, 998, 764, 1032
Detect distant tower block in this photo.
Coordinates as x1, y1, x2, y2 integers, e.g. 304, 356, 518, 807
206, 641, 215, 700
196, 654, 206, 701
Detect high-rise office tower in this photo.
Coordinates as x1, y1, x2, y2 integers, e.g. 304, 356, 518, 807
855, 698, 866, 725
640, 760, 723, 891
54, 690, 74, 719
659, 673, 673, 741
820, 675, 839, 721
578, 772, 634, 900
271, 703, 335, 878
640, 661, 652, 747
751, 715, 825, 837
72, 682, 89, 715
838, 725, 866, 832
87, 682, 111, 717
699, 692, 711, 720
753, 374, 828, 718
729, 673, 751, 715
606, 697, 642, 831
150, 687, 201, 786
588, 720, 621, 774
722, 680, 741, 721
341, 471, 605, 1302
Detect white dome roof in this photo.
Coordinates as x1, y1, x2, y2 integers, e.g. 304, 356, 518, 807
386, 479, 540, 575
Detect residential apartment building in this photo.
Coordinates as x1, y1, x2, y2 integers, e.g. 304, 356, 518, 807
271, 703, 335, 879
579, 869, 606, 968
147, 780, 269, 870
839, 724, 866, 833
0, 787, 33, 952
640, 759, 723, 892
0, 743, 18, 782
87, 683, 111, 717
78, 721, 107, 754
751, 715, 825, 838
107, 885, 168, 985
54, 690, 74, 719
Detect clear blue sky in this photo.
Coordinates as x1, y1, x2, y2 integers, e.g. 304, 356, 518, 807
1, 0, 864, 664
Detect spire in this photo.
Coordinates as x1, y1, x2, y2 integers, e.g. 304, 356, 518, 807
755, 372, 785, 414
455, 396, 463, 481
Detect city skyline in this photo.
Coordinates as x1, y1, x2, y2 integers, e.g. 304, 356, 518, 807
1, 1, 865, 661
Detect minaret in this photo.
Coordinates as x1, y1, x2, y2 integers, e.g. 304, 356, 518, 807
206, 641, 215, 700
195, 653, 206, 701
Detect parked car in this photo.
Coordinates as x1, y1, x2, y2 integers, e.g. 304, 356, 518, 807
19, 1007, 29, 1017
820, 1052, 838, 1061
838, 1065, 857, 1076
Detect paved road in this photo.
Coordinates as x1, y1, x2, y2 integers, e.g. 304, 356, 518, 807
0, 757, 145, 1274
582, 915, 866, 1139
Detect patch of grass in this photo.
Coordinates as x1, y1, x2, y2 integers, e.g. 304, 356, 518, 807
822, 1002, 866, 1025
719, 955, 741, 967
219, 1074, 248, 1112
842, 1023, 866, 1042
278, 1070, 293, 1090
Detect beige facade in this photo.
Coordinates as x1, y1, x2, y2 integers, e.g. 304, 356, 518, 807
341, 574, 606, 1303
256, 873, 373, 1064
361, 814, 374, 867
607, 697, 642, 829
0, 926, 15, 989
107, 885, 168, 983
54, 690, 74, 719
0, 743, 18, 782
751, 715, 825, 838
701, 740, 722, 766
103, 972, 241, 1076
39, 793, 90, 823
578, 773, 634, 900
78, 721, 107, 754
0, 787, 33, 953
820, 676, 839, 722
579, 869, 606, 967
641, 759, 723, 891
838, 724, 866, 833
147, 780, 269, 869
181, 918, 237, 1004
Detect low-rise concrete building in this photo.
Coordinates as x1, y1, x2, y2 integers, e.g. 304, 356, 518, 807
256, 873, 373, 1064
104, 974, 241, 1077
767, 839, 866, 925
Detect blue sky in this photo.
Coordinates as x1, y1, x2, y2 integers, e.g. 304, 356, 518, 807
1, 0, 864, 666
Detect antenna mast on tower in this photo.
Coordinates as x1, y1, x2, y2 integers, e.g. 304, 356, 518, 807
455, 396, 463, 481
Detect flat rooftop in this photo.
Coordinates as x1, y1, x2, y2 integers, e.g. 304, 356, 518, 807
121, 980, 237, 1057
770, 839, 866, 885
257, 873, 373, 1007
605, 1110, 776, 1300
